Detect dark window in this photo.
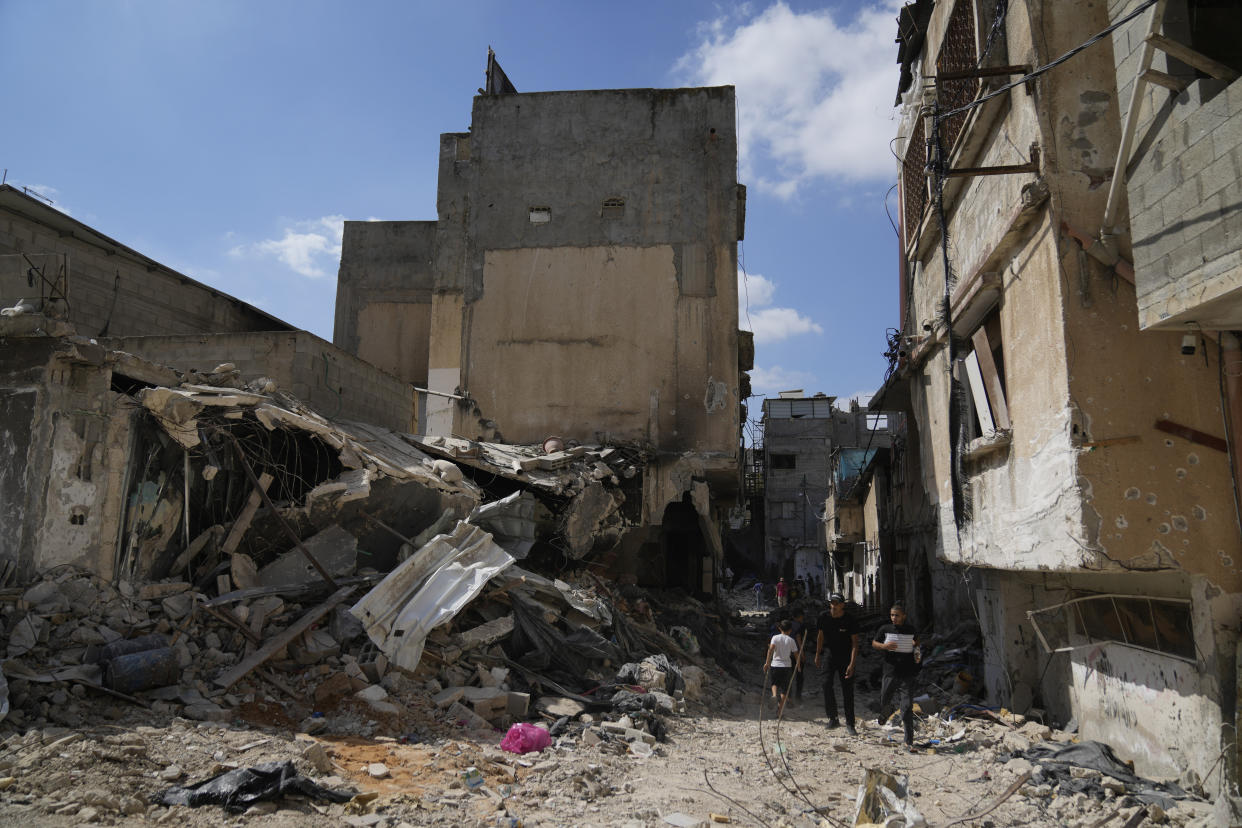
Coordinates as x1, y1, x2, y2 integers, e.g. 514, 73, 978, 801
770, 453, 796, 470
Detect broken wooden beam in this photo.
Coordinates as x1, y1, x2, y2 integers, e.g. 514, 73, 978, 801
220, 472, 274, 556
219, 431, 340, 589
213, 584, 355, 689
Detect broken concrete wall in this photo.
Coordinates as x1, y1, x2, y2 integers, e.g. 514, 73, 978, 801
332, 220, 436, 388
974, 566, 1240, 785
102, 331, 417, 434
893, 0, 1242, 788
1107, 1, 1242, 330
0, 337, 139, 582
0, 185, 289, 337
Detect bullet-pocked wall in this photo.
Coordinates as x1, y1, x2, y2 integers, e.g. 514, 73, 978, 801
893, 0, 1240, 787
427, 87, 742, 454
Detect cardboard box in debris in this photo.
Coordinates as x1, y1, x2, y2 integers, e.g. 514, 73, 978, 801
0, 357, 714, 741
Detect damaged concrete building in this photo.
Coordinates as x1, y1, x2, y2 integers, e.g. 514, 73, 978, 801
335, 83, 747, 596
881, 0, 1242, 786
759, 392, 895, 590
0, 186, 425, 585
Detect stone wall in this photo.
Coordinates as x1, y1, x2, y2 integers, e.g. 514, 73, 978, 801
103, 331, 416, 433
0, 187, 290, 338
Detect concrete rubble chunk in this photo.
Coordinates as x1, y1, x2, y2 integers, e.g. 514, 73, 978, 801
536, 696, 587, 718
434, 687, 466, 708
138, 582, 190, 601
257, 525, 358, 588
367, 762, 390, 779
302, 742, 333, 774
161, 593, 194, 621
458, 614, 515, 651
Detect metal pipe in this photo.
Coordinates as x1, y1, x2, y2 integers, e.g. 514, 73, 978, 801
412, 386, 468, 401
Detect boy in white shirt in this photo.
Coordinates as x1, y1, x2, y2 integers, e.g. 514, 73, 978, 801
764, 618, 799, 713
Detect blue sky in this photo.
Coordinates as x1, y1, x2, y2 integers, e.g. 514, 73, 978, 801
3, 0, 903, 411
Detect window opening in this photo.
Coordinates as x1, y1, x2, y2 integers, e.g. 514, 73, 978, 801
1028, 593, 1196, 663
770, 453, 796, 470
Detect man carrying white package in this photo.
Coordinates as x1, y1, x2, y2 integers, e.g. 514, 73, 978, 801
871, 602, 922, 751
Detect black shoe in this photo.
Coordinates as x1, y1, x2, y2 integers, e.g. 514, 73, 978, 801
845, 724, 858, 736
826, 719, 840, 729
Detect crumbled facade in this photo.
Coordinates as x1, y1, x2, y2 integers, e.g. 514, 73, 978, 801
887, 0, 1242, 784
335, 85, 746, 595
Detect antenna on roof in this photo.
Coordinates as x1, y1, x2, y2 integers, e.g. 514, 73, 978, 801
21, 186, 54, 205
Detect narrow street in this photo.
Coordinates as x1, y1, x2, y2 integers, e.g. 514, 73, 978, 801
0, 583, 1216, 827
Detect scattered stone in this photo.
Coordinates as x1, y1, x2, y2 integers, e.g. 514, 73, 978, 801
159, 764, 183, 781
367, 762, 390, 779
303, 742, 333, 774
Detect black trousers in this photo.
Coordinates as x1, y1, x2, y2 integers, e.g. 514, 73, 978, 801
821, 659, 854, 725
878, 669, 918, 744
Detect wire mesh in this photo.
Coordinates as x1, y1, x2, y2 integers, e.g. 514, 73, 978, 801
937, 0, 981, 154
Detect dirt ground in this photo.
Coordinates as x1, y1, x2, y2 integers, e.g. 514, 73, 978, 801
0, 633, 1219, 828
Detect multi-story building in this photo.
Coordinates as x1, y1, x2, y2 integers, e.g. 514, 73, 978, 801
762, 393, 891, 593
886, 0, 1241, 784
335, 82, 746, 594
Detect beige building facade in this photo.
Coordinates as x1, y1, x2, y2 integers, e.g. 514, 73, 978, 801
335, 85, 746, 594
889, 0, 1241, 784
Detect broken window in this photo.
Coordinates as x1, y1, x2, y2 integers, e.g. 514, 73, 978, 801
962, 306, 1009, 434
528, 207, 551, 224
866, 414, 888, 431
769, 453, 795, 470
1027, 594, 1197, 663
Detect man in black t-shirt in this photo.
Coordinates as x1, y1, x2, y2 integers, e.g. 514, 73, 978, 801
871, 602, 921, 750
814, 593, 859, 734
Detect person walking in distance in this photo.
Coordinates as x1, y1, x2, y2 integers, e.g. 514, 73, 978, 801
815, 593, 859, 734
764, 618, 799, 714
872, 602, 921, 750
776, 577, 789, 608
753, 580, 764, 611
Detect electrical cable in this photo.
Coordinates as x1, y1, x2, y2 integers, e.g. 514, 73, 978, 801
937, 0, 1158, 123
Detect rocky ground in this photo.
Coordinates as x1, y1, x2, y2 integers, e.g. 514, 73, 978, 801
0, 649, 1223, 828
0, 575, 1228, 827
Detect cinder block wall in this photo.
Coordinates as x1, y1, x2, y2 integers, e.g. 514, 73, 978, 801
0, 195, 291, 337
103, 331, 416, 433
1109, 1, 1242, 328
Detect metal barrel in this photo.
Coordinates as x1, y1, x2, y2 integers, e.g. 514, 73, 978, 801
87, 633, 169, 664
104, 647, 179, 694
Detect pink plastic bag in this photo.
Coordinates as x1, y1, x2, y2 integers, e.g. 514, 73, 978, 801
500, 722, 551, 754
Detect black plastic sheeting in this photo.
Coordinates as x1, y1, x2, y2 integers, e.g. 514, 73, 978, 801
614, 654, 685, 697
155, 761, 354, 812
508, 593, 629, 683
1003, 741, 1189, 810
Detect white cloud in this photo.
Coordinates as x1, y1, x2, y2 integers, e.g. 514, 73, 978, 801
738, 269, 822, 344
231, 215, 345, 278
677, 1, 900, 197
750, 364, 818, 398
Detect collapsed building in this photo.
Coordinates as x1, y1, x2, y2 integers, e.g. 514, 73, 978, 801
334, 82, 748, 595
877, 0, 1242, 789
